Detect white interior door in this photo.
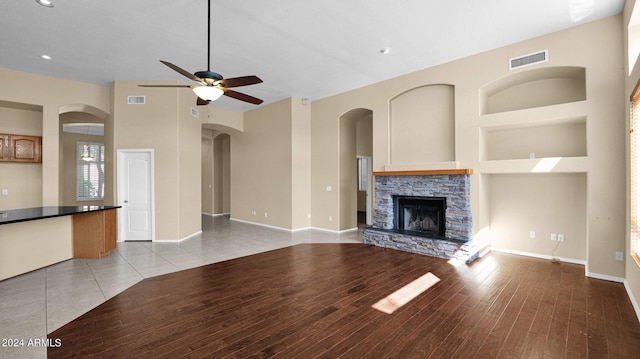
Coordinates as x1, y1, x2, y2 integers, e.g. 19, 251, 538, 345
117, 150, 153, 242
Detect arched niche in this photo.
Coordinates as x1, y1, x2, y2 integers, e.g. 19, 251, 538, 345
480, 66, 586, 115
389, 84, 455, 165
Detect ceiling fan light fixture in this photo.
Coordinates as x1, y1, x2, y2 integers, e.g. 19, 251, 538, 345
36, 0, 54, 7
193, 86, 224, 101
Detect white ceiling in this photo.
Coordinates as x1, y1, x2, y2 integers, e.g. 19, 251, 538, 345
0, 0, 625, 112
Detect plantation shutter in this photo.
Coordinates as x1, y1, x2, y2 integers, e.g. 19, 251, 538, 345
76, 142, 105, 201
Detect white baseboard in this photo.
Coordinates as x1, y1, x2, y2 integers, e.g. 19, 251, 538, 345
489, 247, 586, 265
310, 226, 358, 234
586, 271, 625, 283
151, 230, 202, 243
202, 212, 229, 217
228, 217, 358, 234
229, 217, 292, 232
624, 280, 640, 324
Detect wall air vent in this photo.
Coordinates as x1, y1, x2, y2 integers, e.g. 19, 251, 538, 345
509, 50, 548, 70
127, 96, 146, 105
191, 107, 199, 118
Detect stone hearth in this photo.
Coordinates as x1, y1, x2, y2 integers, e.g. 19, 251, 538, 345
362, 170, 479, 262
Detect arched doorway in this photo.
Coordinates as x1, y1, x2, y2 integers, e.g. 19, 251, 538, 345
339, 108, 373, 229
202, 130, 230, 216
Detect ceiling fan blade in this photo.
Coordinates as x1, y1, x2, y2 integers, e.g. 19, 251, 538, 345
223, 89, 263, 105
218, 76, 263, 88
159, 60, 202, 83
197, 97, 210, 106
138, 84, 193, 88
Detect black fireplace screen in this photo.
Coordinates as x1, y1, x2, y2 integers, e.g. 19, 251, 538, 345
394, 196, 446, 236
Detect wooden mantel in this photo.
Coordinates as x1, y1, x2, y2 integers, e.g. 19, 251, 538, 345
372, 169, 473, 176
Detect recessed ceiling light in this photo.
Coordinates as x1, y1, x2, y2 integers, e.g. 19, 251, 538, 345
40, 55, 52, 60
36, 0, 54, 7
379, 48, 392, 55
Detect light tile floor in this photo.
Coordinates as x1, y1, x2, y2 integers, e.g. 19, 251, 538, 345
0, 215, 361, 359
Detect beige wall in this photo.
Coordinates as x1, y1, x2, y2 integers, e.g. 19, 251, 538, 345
625, 0, 640, 321
291, 98, 311, 229
489, 173, 587, 261
311, 15, 626, 280
231, 98, 293, 228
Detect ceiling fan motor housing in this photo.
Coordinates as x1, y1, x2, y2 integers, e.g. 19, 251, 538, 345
195, 70, 223, 85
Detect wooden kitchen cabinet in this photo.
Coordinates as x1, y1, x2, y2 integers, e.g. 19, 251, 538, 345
0, 134, 42, 163
0, 134, 9, 162
72, 209, 117, 259
10, 135, 41, 163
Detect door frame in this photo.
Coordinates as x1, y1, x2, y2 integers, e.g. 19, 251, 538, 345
116, 149, 155, 242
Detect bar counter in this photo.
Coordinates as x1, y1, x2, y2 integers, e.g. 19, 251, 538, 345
0, 206, 120, 281
0, 205, 120, 225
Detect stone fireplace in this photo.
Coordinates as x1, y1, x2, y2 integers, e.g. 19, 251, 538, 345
362, 169, 478, 262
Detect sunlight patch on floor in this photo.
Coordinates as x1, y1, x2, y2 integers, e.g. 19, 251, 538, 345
371, 272, 441, 314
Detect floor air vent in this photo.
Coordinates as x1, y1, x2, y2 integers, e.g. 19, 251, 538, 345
127, 96, 146, 105
509, 50, 547, 70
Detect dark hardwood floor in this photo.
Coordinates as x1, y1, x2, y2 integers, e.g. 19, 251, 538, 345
48, 244, 640, 358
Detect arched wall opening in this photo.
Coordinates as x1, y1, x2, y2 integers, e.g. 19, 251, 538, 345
339, 108, 373, 229
202, 128, 231, 216
58, 104, 112, 206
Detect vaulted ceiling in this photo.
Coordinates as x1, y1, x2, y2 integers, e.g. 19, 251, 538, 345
0, 0, 624, 112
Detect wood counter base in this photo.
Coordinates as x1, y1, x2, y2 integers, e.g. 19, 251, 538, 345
72, 209, 117, 259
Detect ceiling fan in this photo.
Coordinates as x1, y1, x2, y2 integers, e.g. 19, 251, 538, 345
139, 0, 263, 106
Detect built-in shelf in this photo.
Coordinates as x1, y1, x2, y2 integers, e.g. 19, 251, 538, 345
373, 169, 473, 176
479, 100, 587, 130
478, 157, 588, 174
479, 66, 586, 115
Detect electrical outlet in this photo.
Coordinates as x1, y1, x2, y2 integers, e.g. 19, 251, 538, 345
1, 189, 8, 196
264, 212, 268, 218
615, 252, 624, 261
329, 216, 332, 222
558, 234, 565, 242
551, 233, 557, 241
529, 231, 536, 239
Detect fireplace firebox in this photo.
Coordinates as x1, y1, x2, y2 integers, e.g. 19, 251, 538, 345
394, 196, 446, 236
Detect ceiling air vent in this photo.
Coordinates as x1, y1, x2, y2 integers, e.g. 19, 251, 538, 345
127, 95, 146, 105
509, 50, 548, 70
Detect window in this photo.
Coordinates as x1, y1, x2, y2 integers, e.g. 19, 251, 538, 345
76, 141, 104, 201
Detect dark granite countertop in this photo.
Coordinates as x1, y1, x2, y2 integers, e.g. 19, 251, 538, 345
0, 206, 120, 226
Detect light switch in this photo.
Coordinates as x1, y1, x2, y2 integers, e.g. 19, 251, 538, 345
1, 189, 8, 196
325, 185, 332, 192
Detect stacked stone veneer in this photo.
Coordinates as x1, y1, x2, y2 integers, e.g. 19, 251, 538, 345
363, 173, 478, 262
